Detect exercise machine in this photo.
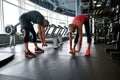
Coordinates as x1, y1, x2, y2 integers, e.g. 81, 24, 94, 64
5, 23, 20, 46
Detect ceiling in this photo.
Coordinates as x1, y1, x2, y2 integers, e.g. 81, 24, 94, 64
30, 0, 120, 18
29, 0, 91, 16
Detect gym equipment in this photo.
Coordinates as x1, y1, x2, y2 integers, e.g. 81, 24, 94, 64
52, 37, 60, 48
47, 24, 63, 48
107, 22, 114, 44
0, 53, 14, 67
1, 23, 20, 67
5, 23, 20, 46
37, 24, 65, 49
106, 23, 120, 60
5, 23, 20, 35
5, 25, 16, 35
106, 32, 120, 51
62, 26, 68, 37
94, 19, 109, 43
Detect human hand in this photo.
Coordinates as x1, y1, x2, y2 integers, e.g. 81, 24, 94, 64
72, 48, 79, 52
69, 48, 75, 54
42, 42, 48, 47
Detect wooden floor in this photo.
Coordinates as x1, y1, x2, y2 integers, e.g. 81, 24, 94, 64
0, 37, 120, 80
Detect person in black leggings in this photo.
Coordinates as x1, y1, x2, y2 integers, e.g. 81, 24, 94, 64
19, 10, 49, 57
68, 14, 91, 56
74, 20, 91, 45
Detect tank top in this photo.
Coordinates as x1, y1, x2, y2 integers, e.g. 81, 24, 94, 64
72, 14, 88, 26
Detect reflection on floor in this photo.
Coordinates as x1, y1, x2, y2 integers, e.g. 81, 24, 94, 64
0, 37, 120, 80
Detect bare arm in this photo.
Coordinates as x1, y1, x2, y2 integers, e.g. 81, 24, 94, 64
77, 20, 83, 52
69, 32, 72, 50
38, 25, 47, 46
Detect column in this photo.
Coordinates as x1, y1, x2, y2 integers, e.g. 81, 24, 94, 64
0, 0, 4, 33
75, 0, 82, 16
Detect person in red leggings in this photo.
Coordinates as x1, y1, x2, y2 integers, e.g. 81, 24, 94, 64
68, 14, 91, 56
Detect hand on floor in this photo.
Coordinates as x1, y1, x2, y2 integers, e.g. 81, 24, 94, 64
69, 49, 76, 54
42, 43, 48, 47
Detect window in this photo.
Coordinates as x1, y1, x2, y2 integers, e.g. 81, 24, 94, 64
3, 1, 19, 26
5, 0, 18, 5
25, 1, 35, 11
0, 0, 75, 34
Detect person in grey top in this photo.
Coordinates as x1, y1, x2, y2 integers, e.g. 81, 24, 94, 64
19, 10, 49, 57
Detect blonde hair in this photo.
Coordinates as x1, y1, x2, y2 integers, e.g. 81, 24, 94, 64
43, 19, 49, 27
68, 24, 75, 32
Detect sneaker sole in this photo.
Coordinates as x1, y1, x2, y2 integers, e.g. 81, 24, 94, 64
25, 54, 36, 57
85, 54, 90, 56
35, 51, 44, 53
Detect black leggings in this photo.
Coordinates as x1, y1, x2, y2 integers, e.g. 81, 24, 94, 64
24, 27, 37, 43
74, 20, 91, 44
19, 14, 37, 43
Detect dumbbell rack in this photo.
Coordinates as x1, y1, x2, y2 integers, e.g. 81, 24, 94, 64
106, 32, 120, 60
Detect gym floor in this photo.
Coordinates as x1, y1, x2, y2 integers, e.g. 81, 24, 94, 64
0, 37, 120, 80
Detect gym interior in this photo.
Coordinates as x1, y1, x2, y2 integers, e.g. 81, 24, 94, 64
0, 0, 120, 80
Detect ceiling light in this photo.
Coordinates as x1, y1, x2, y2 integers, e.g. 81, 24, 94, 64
96, 4, 101, 7
96, 1, 102, 7
93, 1, 97, 4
